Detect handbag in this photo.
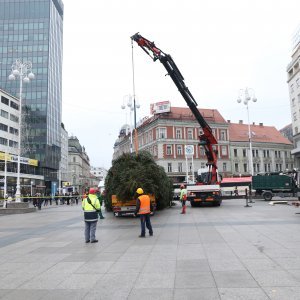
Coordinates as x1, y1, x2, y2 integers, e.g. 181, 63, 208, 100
87, 197, 101, 218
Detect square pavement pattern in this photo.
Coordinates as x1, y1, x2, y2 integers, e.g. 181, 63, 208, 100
0, 199, 300, 299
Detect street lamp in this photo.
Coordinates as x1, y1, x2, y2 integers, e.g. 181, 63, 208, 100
8, 59, 35, 202
121, 95, 140, 153
237, 87, 257, 176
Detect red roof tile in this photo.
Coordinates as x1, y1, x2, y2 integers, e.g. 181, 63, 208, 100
229, 123, 292, 145
156, 107, 227, 124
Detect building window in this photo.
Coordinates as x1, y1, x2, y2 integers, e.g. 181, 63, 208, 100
275, 151, 277, 158
243, 149, 247, 157
175, 128, 182, 139
293, 112, 297, 121
187, 128, 193, 139
0, 123, 8, 132
9, 140, 18, 148
1, 96, 9, 105
10, 114, 18, 123
278, 151, 281, 158
243, 163, 247, 173
167, 163, 172, 172
177, 145, 183, 155
221, 146, 227, 156
291, 84, 294, 93
73, 157, 76, 163
1, 109, 8, 119
234, 149, 238, 157
296, 78, 300, 87
0, 137, 8, 145
223, 163, 227, 171
9, 127, 18, 135
252, 149, 258, 157
235, 163, 239, 172
178, 162, 182, 172
220, 130, 226, 141
10, 101, 19, 110
157, 127, 166, 139
292, 98, 295, 106
166, 145, 172, 155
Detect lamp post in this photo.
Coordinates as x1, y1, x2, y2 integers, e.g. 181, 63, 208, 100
8, 59, 35, 202
121, 95, 140, 153
237, 88, 257, 176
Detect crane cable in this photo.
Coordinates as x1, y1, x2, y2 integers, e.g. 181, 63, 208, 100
131, 39, 138, 154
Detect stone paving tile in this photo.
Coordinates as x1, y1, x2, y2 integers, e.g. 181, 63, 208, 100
274, 257, 300, 270
142, 259, 176, 273
75, 261, 114, 274
213, 270, 259, 288
41, 289, 89, 300
174, 288, 220, 300
218, 287, 269, 300
57, 274, 103, 289
175, 272, 216, 288
93, 273, 139, 290
84, 288, 131, 300
249, 269, 300, 287
241, 258, 282, 271
107, 260, 145, 273
19, 273, 67, 290
128, 288, 173, 300
208, 258, 246, 271
263, 286, 300, 299
176, 259, 211, 272
134, 272, 175, 289
0, 272, 35, 289
45, 262, 84, 274
1, 289, 49, 300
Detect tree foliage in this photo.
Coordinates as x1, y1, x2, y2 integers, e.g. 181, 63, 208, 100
104, 151, 173, 211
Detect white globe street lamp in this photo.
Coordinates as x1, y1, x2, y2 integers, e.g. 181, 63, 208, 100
121, 95, 140, 153
8, 59, 35, 202
237, 87, 257, 176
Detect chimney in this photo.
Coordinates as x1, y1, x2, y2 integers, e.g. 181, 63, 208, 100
239, 120, 243, 124
259, 123, 263, 126
227, 120, 231, 123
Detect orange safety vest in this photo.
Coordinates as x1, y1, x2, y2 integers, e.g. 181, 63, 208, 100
138, 194, 151, 214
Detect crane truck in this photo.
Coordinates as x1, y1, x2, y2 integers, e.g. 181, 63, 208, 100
131, 33, 222, 207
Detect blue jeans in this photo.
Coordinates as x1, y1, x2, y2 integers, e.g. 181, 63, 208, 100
84, 221, 97, 241
139, 214, 153, 236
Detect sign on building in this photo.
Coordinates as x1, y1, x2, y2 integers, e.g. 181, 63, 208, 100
184, 145, 194, 157
150, 101, 171, 115
0, 152, 38, 166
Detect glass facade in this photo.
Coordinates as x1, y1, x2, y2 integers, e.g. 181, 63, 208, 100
0, 0, 63, 184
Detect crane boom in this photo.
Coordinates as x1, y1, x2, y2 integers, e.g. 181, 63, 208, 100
131, 33, 219, 184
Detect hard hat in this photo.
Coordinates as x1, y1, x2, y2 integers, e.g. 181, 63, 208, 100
136, 188, 144, 194
89, 188, 96, 194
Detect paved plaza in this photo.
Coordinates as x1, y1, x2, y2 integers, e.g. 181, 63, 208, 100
0, 199, 300, 299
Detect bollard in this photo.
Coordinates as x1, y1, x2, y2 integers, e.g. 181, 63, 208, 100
244, 188, 252, 207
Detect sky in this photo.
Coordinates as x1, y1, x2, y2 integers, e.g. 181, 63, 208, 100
61, 0, 300, 170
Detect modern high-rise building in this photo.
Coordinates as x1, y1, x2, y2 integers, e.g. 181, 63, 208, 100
0, 0, 64, 191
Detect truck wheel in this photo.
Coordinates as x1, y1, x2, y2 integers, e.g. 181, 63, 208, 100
263, 191, 272, 201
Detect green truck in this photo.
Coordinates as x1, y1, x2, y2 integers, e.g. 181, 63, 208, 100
252, 173, 299, 201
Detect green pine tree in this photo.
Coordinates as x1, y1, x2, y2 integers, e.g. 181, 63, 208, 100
104, 151, 173, 211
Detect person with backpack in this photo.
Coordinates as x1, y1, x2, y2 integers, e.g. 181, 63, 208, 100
82, 188, 101, 243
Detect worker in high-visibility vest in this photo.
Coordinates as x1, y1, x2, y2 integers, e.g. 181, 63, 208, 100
134, 188, 153, 238
82, 188, 101, 243
180, 184, 187, 214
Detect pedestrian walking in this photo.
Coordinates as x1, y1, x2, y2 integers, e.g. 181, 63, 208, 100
95, 189, 105, 219
134, 188, 153, 238
179, 184, 187, 214
74, 189, 79, 205
82, 188, 101, 243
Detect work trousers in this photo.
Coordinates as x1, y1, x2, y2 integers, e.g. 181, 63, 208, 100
139, 214, 153, 236
84, 221, 97, 242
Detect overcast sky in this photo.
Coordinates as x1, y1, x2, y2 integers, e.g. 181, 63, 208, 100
61, 0, 300, 169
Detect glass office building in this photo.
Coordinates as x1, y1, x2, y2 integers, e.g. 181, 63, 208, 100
0, 0, 64, 190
